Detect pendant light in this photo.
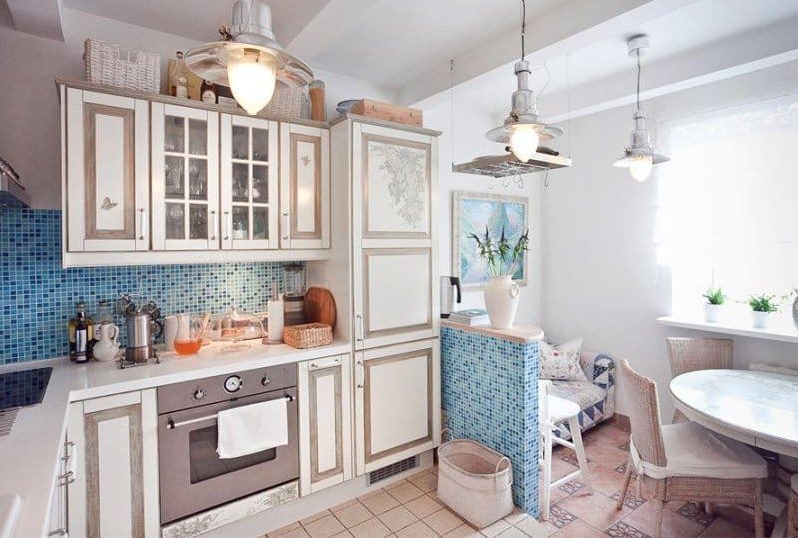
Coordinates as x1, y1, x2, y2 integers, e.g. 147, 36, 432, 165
184, 0, 313, 115
485, 0, 563, 161
613, 34, 669, 182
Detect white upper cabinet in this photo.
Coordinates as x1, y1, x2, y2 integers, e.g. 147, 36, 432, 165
151, 103, 220, 251
220, 115, 279, 249
64, 88, 150, 252
280, 123, 330, 249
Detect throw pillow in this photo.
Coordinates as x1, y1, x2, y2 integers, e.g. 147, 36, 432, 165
539, 337, 586, 381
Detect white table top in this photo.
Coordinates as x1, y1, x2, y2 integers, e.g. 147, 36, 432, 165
670, 369, 798, 458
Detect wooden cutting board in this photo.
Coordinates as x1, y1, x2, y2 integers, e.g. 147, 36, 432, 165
304, 287, 337, 329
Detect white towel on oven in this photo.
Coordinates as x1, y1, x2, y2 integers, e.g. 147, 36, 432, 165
216, 398, 288, 459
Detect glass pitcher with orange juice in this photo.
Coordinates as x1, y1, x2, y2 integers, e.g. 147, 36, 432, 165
174, 313, 202, 355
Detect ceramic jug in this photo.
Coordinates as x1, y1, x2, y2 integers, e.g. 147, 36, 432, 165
93, 322, 120, 361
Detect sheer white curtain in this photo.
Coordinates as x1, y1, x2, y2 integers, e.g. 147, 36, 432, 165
655, 94, 798, 322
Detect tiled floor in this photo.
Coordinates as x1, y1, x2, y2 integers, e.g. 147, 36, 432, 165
267, 422, 764, 537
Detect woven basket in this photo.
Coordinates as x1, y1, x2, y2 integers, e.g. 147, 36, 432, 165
84, 39, 160, 93
284, 323, 332, 349
261, 83, 308, 119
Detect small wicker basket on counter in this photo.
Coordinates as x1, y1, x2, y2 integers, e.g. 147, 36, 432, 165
283, 323, 333, 348
84, 39, 160, 93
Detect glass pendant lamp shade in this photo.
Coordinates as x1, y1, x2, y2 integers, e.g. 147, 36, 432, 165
226, 47, 277, 115
509, 124, 540, 162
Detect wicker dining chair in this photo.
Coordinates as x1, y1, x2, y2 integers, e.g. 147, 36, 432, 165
666, 337, 733, 423
616, 359, 766, 538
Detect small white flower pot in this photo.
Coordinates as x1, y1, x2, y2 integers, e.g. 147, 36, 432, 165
751, 311, 771, 329
704, 304, 722, 323
483, 275, 520, 329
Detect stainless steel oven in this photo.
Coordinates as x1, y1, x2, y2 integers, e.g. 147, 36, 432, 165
157, 364, 299, 524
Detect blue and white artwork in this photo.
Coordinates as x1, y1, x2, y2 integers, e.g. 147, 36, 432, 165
452, 191, 528, 288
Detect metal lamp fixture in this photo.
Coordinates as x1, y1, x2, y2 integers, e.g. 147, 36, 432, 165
486, 0, 563, 162
184, 0, 314, 115
613, 34, 669, 182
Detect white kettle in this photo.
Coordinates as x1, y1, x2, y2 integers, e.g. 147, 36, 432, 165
93, 322, 121, 361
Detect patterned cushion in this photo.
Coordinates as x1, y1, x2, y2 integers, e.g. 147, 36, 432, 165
539, 338, 587, 381
549, 381, 605, 410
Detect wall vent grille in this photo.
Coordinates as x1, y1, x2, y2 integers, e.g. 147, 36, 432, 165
368, 456, 417, 485
0, 408, 19, 436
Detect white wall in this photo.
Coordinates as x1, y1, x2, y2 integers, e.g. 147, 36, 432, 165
0, 8, 397, 210
541, 61, 798, 419
415, 87, 544, 327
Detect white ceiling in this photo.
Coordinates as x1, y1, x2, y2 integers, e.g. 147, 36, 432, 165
63, 0, 331, 45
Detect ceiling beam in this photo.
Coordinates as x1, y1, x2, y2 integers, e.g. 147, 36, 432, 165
6, 0, 64, 41
401, 0, 702, 106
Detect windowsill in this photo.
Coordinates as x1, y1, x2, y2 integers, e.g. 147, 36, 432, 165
657, 316, 798, 344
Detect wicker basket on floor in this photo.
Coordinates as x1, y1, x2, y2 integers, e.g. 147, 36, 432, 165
283, 323, 332, 349
84, 39, 160, 93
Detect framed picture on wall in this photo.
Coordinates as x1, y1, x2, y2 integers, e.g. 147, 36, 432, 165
452, 191, 529, 289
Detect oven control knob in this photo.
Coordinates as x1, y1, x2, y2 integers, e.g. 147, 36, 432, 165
224, 375, 243, 393
261, 376, 271, 387
193, 388, 205, 400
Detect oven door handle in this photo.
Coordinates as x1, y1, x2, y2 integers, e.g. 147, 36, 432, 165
166, 394, 295, 430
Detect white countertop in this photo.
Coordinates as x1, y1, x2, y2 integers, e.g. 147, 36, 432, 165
441, 320, 545, 344
0, 340, 351, 538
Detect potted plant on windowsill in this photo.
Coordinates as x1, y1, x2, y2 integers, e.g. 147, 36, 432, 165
791, 288, 798, 329
702, 287, 726, 323
748, 294, 779, 329
469, 226, 530, 329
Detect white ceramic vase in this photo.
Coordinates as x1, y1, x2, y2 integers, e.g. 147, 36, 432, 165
484, 275, 520, 329
704, 304, 722, 323
751, 311, 771, 329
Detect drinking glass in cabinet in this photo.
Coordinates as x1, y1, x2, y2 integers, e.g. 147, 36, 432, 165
232, 206, 248, 239
232, 163, 248, 202
165, 116, 185, 152
252, 129, 268, 161
252, 165, 269, 203
165, 156, 185, 197
166, 203, 185, 239
189, 159, 208, 200
253, 207, 268, 239
189, 204, 208, 239
232, 126, 248, 159
188, 119, 208, 155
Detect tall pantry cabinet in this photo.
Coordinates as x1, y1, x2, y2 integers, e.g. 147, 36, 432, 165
317, 117, 441, 476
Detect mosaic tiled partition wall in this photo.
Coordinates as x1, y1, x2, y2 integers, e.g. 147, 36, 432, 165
0, 208, 295, 364
440, 326, 540, 516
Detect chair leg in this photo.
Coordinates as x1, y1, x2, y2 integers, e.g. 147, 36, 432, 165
616, 454, 633, 510
568, 416, 593, 494
653, 498, 665, 538
753, 478, 765, 538
540, 427, 553, 521
704, 502, 714, 515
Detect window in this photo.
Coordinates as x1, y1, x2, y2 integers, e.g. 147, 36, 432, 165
655, 94, 798, 323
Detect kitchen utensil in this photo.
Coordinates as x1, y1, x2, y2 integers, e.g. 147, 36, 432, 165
440, 276, 462, 318
218, 306, 265, 341
267, 299, 284, 343
93, 322, 120, 361
163, 315, 178, 351
174, 314, 202, 355
283, 264, 307, 326
125, 311, 159, 363
304, 287, 337, 329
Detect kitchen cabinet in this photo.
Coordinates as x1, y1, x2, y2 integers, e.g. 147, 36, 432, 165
64, 88, 150, 252
220, 114, 279, 249
151, 102, 220, 250
67, 390, 160, 538
280, 123, 330, 249
351, 122, 438, 350
298, 354, 353, 495
47, 432, 72, 537
354, 339, 440, 475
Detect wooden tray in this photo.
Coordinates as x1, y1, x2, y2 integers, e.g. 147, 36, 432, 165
304, 287, 337, 329
350, 99, 422, 127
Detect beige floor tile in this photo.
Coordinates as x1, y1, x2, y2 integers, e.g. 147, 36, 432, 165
479, 519, 511, 537
582, 462, 627, 497
378, 506, 418, 532
269, 521, 302, 535
336, 502, 375, 528
386, 481, 426, 504
512, 516, 558, 538
349, 517, 392, 538
405, 494, 444, 519
270, 527, 311, 538
331, 499, 362, 514
496, 527, 527, 537
359, 491, 401, 516
583, 443, 629, 471
304, 514, 347, 538
698, 517, 754, 538
621, 500, 705, 538
408, 470, 438, 493
424, 508, 464, 535
395, 520, 438, 538
445, 524, 483, 537
549, 519, 605, 538
331, 532, 353, 538
554, 491, 630, 530
302, 510, 333, 526
502, 507, 529, 526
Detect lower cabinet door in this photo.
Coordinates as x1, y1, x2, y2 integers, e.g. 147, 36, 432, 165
67, 390, 160, 538
298, 354, 353, 495
355, 339, 441, 476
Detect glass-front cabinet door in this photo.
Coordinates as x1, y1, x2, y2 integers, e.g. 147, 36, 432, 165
151, 103, 219, 250
220, 115, 279, 249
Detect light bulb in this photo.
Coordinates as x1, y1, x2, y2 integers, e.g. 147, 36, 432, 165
509, 124, 539, 162
227, 50, 277, 115
628, 155, 653, 182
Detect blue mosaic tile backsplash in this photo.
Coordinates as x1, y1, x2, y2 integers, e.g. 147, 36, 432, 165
0, 208, 295, 364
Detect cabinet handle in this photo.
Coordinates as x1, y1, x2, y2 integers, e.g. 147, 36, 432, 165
210, 210, 217, 241
47, 529, 68, 536
282, 212, 289, 240
356, 358, 364, 389
58, 441, 77, 485
355, 315, 364, 342
308, 357, 341, 371
223, 211, 230, 240
138, 208, 147, 240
